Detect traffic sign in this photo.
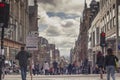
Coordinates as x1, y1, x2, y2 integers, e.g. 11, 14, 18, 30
26, 35, 38, 50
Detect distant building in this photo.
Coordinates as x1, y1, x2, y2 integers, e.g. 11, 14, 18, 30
73, 0, 99, 65
29, 0, 38, 32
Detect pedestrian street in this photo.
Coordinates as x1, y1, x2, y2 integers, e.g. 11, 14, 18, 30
3, 74, 120, 80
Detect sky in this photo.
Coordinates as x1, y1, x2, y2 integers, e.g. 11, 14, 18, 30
29, 0, 99, 57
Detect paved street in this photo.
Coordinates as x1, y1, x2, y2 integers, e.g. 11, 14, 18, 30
3, 74, 120, 80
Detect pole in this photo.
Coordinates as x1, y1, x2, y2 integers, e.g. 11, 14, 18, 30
116, 0, 119, 57
0, 1, 6, 80
1, 25, 4, 54
100, 46, 104, 79
0, 24, 5, 80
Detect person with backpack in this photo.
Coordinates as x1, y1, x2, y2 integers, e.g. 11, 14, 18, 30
15, 47, 31, 80
105, 48, 118, 80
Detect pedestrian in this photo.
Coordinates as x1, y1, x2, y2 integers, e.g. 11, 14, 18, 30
67, 63, 73, 74
31, 63, 35, 75
34, 63, 40, 75
43, 61, 49, 75
96, 51, 105, 79
15, 47, 31, 80
52, 61, 58, 75
105, 48, 118, 80
59, 59, 65, 74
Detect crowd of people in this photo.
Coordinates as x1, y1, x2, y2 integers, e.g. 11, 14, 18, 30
30, 59, 91, 75
0, 47, 119, 80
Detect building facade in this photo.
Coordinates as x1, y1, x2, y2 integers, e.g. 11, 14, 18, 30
71, 0, 100, 65
75, 0, 91, 63
38, 37, 60, 67
0, 0, 29, 61
88, 0, 120, 66
29, 0, 38, 32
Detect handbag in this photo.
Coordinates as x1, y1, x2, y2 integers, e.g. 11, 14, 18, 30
115, 59, 119, 70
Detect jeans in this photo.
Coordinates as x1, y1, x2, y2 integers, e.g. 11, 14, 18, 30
106, 66, 115, 80
20, 66, 27, 80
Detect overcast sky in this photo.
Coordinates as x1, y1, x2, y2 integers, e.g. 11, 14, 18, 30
29, 0, 99, 57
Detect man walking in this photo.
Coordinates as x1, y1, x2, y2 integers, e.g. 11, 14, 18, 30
15, 47, 31, 80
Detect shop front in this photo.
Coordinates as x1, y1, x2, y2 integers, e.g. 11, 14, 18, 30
2, 38, 24, 61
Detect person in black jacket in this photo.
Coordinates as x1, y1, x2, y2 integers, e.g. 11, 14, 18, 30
96, 51, 104, 79
105, 48, 118, 80
15, 47, 31, 80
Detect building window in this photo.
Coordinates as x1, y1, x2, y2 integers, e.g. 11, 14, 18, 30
107, 0, 109, 6
110, 19, 112, 28
107, 22, 109, 31
113, 17, 116, 27
96, 27, 99, 44
108, 22, 110, 30
110, 8, 112, 19
107, 11, 109, 22
113, 4, 115, 17
104, 26, 106, 32
105, 14, 107, 25
103, 18, 104, 27
93, 32, 95, 47
101, 27, 104, 32
106, 0, 108, 7
105, 24, 107, 32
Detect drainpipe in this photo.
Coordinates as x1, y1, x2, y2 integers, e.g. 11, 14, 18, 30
116, 0, 119, 56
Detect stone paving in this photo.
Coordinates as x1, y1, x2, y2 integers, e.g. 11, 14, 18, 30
3, 74, 120, 80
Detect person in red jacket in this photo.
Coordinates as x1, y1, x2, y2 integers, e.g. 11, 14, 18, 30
96, 51, 105, 79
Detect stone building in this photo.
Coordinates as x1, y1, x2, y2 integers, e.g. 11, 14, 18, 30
54, 49, 60, 62
88, 0, 120, 66
29, 0, 38, 32
78, 0, 91, 62
38, 37, 49, 65
38, 37, 60, 66
0, 0, 29, 61
28, 0, 39, 64
72, 0, 99, 64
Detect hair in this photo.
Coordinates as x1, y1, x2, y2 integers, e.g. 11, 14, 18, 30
97, 51, 103, 56
107, 48, 113, 55
21, 46, 25, 51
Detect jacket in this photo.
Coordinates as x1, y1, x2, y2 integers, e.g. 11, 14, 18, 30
15, 50, 31, 67
105, 55, 118, 67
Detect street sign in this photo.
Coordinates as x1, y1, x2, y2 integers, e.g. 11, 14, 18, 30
26, 35, 38, 50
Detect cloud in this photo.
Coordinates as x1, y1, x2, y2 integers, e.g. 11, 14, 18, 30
61, 19, 77, 28
38, 0, 98, 57
37, 0, 59, 6
38, 0, 84, 15
45, 26, 63, 37
47, 12, 80, 19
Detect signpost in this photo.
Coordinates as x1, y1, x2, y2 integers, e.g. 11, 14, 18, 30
26, 31, 38, 80
26, 36, 38, 50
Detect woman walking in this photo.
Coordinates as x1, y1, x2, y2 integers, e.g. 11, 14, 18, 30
96, 51, 104, 79
105, 48, 118, 80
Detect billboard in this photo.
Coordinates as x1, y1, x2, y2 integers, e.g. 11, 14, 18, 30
26, 31, 39, 50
